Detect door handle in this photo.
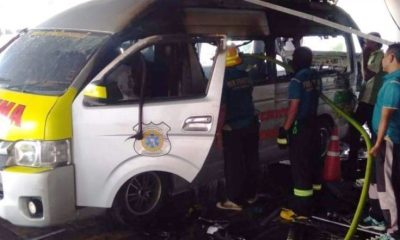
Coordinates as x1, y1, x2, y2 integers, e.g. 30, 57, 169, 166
183, 116, 213, 132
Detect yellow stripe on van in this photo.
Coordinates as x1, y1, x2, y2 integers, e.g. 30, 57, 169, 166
3, 166, 51, 174
0, 87, 78, 141
45, 88, 77, 140
0, 89, 58, 141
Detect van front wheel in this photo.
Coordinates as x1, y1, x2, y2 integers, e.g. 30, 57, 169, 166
110, 172, 169, 226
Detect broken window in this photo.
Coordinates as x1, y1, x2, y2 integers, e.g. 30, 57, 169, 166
229, 40, 269, 85
103, 39, 217, 103
275, 35, 350, 82
0, 30, 108, 95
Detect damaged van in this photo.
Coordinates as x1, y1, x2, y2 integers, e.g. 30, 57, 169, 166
0, 0, 360, 226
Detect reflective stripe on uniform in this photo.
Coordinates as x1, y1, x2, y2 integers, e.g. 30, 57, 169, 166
330, 135, 339, 141
277, 138, 288, 144
313, 184, 322, 191
327, 151, 340, 157
294, 188, 313, 197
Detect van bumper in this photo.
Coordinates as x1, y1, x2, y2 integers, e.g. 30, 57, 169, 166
0, 165, 75, 227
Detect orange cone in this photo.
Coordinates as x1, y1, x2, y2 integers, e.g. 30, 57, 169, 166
323, 127, 341, 182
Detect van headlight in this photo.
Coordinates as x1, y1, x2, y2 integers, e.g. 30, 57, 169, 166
7, 140, 71, 168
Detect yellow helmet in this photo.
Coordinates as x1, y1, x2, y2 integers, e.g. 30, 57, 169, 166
225, 46, 242, 67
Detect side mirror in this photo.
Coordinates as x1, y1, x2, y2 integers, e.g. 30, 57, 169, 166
82, 80, 122, 106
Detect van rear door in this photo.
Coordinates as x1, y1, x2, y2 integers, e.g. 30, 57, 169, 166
72, 35, 226, 207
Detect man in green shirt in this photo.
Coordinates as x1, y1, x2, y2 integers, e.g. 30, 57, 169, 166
344, 32, 385, 183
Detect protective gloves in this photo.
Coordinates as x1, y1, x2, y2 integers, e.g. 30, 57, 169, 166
277, 127, 288, 149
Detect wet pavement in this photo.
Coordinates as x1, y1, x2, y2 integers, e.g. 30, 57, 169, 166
0, 164, 378, 240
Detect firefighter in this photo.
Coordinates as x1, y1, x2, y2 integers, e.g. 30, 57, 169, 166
277, 47, 322, 220
216, 45, 260, 211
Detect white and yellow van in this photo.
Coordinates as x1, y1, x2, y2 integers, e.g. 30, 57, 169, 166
0, 0, 360, 226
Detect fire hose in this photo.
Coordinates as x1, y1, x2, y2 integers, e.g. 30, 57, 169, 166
246, 52, 373, 239
320, 94, 373, 240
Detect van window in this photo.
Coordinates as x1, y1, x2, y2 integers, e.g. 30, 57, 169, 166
229, 40, 269, 86
275, 35, 350, 81
303, 36, 349, 73
198, 43, 217, 79
302, 36, 347, 52
103, 40, 216, 103
0, 30, 108, 95
276, 55, 287, 77
274, 37, 293, 81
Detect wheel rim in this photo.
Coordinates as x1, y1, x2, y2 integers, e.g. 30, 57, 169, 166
124, 172, 162, 215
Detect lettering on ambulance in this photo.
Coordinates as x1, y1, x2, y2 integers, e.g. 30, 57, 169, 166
0, 99, 26, 127
226, 78, 252, 88
259, 108, 288, 140
259, 108, 288, 122
215, 107, 289, 147
260, 129, 279, 140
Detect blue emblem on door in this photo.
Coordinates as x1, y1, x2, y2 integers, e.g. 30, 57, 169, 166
132, 122, 171, 156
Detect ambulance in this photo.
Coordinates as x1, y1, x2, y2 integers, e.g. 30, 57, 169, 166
0, 0, 360, 226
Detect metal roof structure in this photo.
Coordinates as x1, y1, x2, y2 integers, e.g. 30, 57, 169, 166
34, 0, 362, 40
36, 0, 155, 34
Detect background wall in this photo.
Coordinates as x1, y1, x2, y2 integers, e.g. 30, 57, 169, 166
0, 0, 89, 31
338, 0, 399, 43
384, 0, 400, 41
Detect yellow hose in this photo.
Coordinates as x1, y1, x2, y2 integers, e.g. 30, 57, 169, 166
248, 53, 372, 239
243, 54, 294, 73
320, 94, 373, 240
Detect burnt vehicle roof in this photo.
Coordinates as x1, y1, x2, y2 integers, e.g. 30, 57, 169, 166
36, 0, 156, 34
35, 0, 358, 38
182, 0, 359, 37
264, 1, 359, 37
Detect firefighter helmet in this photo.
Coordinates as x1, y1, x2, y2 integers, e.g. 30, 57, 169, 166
225, 46, 242, 67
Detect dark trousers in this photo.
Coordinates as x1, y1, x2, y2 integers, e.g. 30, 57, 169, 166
345, 102, 374, 182
289, 120, 322, 216
369, 139, 400, 235
222, 119, 260, 204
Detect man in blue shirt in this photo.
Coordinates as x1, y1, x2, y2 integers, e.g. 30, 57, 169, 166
364, 43, 400, 240
277, 47, 322, 220
216, 46, 259, 211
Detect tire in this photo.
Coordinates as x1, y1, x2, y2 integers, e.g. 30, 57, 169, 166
109, 171, 170, 226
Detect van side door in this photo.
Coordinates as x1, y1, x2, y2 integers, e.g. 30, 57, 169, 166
72, 35, 226, 207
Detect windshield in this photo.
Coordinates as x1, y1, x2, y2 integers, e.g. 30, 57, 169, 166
0, 30, 108, 95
